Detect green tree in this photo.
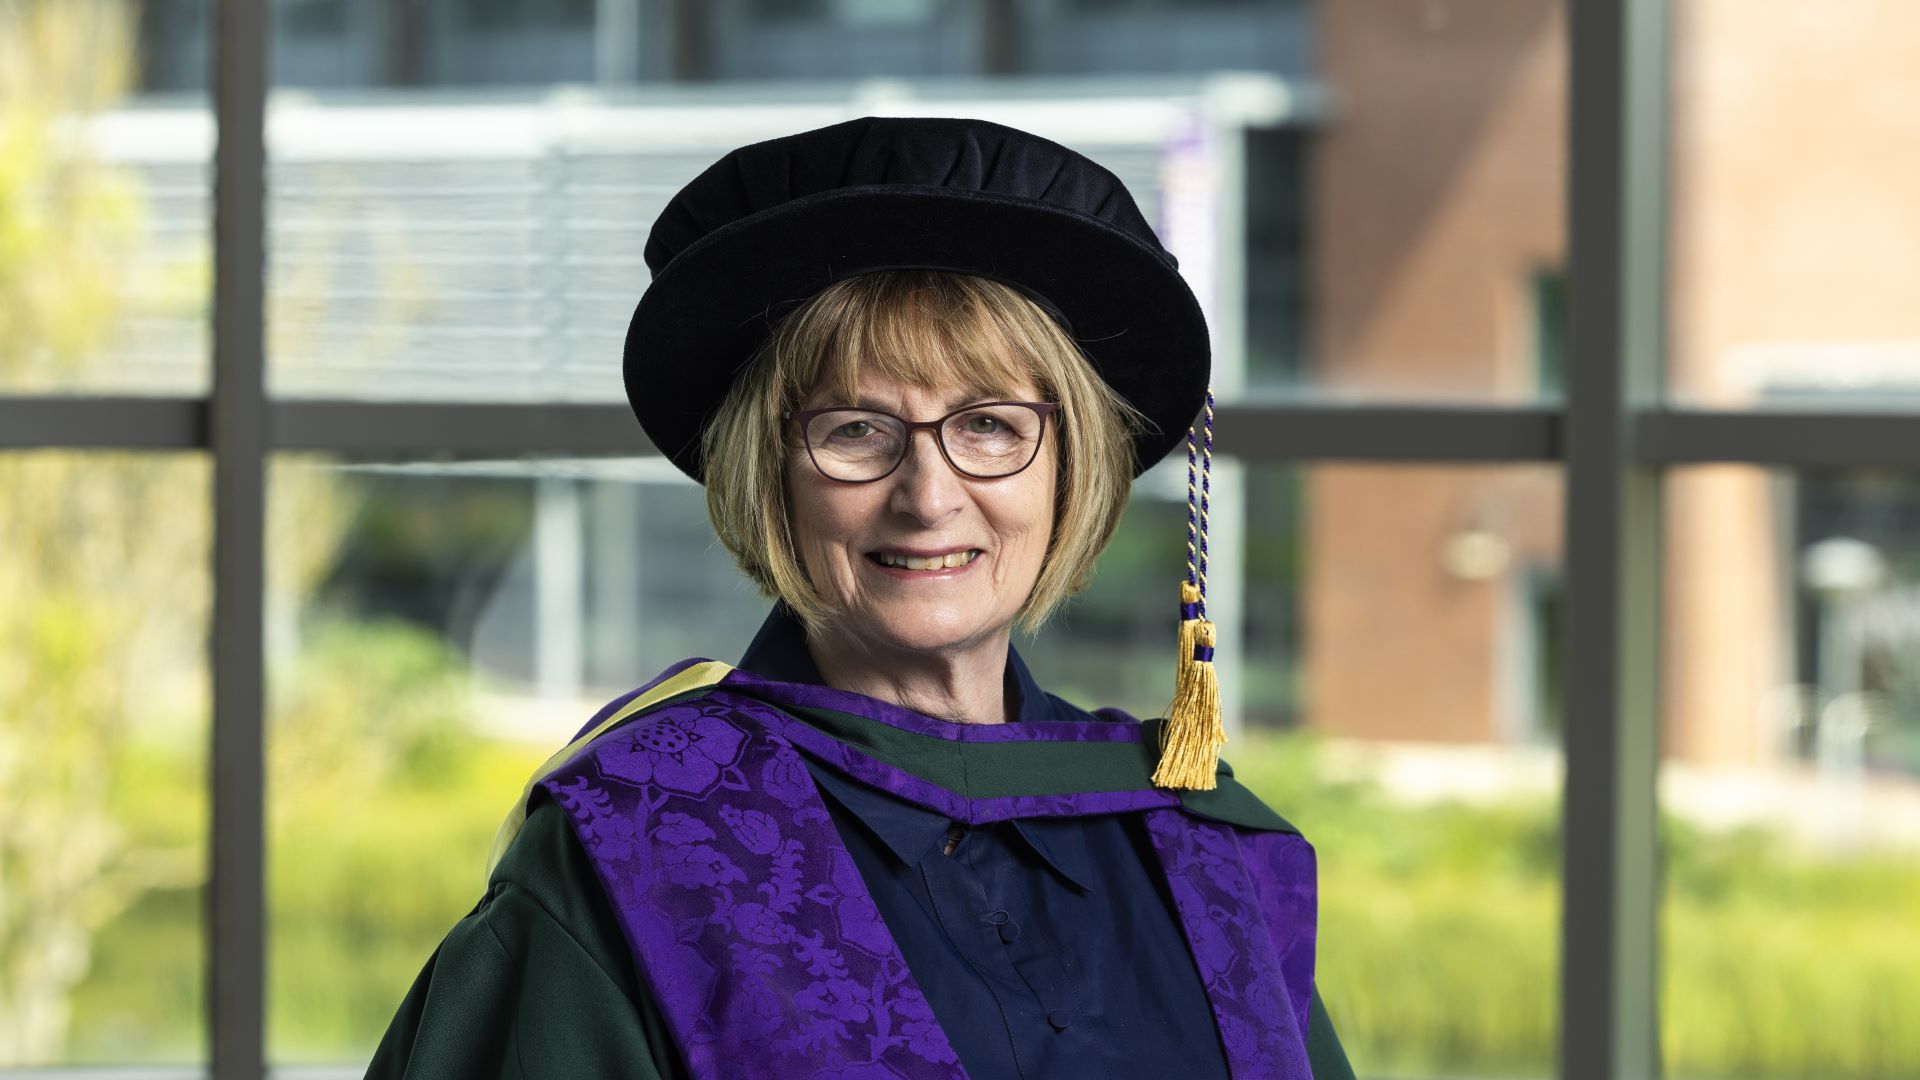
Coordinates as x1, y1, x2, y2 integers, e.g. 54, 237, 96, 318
0, 0, 144, 389
1, 0, 470, 1057
0, 0, 197, 1062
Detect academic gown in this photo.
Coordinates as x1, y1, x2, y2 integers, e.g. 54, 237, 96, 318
367, 605, 1356, 1079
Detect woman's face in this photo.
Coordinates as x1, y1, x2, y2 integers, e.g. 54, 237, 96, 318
785, 369, 1056, 659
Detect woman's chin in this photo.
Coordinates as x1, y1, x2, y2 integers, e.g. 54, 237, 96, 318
842, 606, 1005, 657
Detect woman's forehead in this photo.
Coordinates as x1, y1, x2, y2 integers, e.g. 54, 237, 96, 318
811, 380, 1038, 413
802, 348, 1040, 409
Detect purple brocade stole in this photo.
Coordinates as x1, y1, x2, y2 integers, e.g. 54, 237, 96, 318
540, 678, 1319, 1080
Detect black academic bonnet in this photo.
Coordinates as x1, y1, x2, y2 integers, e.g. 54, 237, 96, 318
624, 114, 1212, 482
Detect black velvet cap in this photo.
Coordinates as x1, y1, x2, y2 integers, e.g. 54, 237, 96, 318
625, 115, 1211, 482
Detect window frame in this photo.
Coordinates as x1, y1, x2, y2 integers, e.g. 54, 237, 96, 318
8, 1, 1920, 1076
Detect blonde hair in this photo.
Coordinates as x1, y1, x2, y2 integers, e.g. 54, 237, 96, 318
701, 269, 1145, 637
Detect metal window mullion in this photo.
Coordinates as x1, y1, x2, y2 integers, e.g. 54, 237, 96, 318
1562, 1, 1669, 1078
1213, 402, 1561, 461
269, 400, 656, 456
17, 396, 1920, 466
270, 400, 1564, 459
1638, 409, 1920, 467
210, 0, 269, 1076
0, 397, 205, 449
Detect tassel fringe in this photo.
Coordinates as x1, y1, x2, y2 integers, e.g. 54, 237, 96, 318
1154, 587, 1226, 790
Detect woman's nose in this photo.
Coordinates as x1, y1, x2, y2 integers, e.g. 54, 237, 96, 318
887, 428, 963, 523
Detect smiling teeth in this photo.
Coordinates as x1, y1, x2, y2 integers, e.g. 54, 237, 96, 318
878, 550, 980, 571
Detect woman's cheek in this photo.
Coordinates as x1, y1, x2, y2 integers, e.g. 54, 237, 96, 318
812, 525, 867, 610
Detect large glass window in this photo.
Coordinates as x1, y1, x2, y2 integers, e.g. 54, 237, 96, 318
1024, 0, 1312, 79
1667, 2, 1920, 412
1234, 463, 1564, 1080
1660, 466, 1920, 1080
1, 3, 211, 1067
261, 455, 741, 1060
0, 0, 210, 396
12, 1, 1915, 1077
1040, 460, 1569, 1080
1263, 0, 1568, 403
265, 0, 640, 403
0, 452, 209, 1067
261, 104, 1265, 407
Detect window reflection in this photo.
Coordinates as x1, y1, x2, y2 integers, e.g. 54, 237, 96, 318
1661, 467, 1920, 1080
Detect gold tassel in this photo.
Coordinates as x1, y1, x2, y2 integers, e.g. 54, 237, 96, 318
1154, 580, 1226, 790
1173, 579, 1202, 696
1154, 388, 1223, 790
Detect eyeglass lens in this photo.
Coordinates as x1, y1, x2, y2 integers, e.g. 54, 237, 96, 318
802, 405, 1045, 481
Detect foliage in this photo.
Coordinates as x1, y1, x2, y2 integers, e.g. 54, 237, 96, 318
269, 618, 479, 799
0, 0, 146, 388
0, 0, 430, 1059
0, 449, 363, 1066
0, 4, 183, 1058
268, 737, 539, 1060
58, 613, 535, 1062
0, 455, 209, 1063
264, 614, 538, 1059
1230, 732, 1920, 1080
42, 726, 206, 1061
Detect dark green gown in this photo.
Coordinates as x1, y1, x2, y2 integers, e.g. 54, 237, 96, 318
367, 626, 1358, 1079
367, 792, 1356, 1079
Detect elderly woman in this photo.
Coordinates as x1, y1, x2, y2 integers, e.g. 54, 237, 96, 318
368, 117, 1353, 1080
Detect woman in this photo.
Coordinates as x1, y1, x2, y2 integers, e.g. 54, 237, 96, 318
368, 116, 1354, 1080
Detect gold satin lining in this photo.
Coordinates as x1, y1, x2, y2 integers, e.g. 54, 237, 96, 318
484, 660, 736, 878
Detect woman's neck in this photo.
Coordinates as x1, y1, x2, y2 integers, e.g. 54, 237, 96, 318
804, 625, 1013, 726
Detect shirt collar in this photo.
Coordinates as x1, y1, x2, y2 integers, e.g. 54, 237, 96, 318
1005, 816, 1097, 893
803, 761, 953, 866
735, 603, 1059, 724
739, 604, 1092, 890
803, 758, 1096, 892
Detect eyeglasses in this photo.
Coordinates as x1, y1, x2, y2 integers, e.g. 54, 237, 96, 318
785, 400, 1060, 483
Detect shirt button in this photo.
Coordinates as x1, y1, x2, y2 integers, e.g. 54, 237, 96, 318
1046, 1008, 1072, 1031
986, 909, 1010, 925
998, 921, 1022, 944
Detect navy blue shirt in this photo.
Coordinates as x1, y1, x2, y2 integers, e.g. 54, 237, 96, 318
735, 606, 1231, 1080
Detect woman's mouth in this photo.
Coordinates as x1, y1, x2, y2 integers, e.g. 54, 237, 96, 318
867, 548, 983, 572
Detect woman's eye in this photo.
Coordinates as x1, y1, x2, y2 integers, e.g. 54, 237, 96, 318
964, 415, 1002, 434
834, 421, 873, 438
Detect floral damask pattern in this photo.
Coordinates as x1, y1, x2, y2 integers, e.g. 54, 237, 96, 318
1143, 807, 1318, 1079
596, 703, 752, 797
543, 701, 967, 1080
543, 692, 1319, 1080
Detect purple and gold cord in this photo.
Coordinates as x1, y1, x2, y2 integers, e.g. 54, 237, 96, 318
1183, 388, 1215, 628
